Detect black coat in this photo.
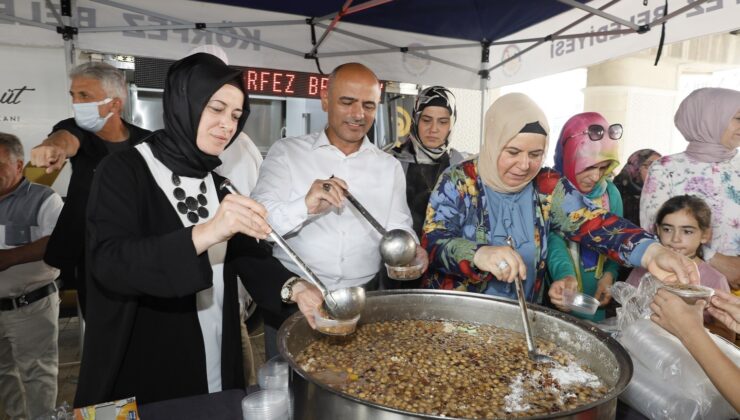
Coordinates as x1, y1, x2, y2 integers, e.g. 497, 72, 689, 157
74, 148, 292, 407
44, 118, 150, 301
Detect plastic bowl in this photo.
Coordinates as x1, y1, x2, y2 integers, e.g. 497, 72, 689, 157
661, 283, 714, 305
258, 355, 289, 390
385, 254, 425, 281
562, 289, 599, 315
313, 307, 360, 336
241, 389, 289, 420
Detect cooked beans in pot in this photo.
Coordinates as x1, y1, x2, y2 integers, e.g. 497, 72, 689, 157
296, 320, 608, 419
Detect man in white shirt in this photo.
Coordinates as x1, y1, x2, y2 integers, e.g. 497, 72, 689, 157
252, 63, 427, 293
0, 133, 64, 419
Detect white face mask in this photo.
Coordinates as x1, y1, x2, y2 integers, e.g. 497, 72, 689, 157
73, 97, 113, 133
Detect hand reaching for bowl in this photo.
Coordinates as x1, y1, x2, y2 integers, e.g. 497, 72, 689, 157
707, 290, 740, 334
548, 276, 578, 312
642, 243, 700, 285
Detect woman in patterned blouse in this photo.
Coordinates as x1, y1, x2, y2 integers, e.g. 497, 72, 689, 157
640, 87, 740, 290
421, 93, 698, 302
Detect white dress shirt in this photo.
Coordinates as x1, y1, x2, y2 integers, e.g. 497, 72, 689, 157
214, 132, 263, 320
215, 132, 263, 196
252, 131, 415, 290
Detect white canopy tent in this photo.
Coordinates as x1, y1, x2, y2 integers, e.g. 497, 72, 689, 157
2, 0, 739, 89
0, 0, 738, 152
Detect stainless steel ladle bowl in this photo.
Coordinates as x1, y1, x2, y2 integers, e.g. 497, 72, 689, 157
220, 179, 366, 321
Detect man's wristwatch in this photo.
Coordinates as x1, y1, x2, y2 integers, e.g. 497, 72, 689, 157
280, 276, 303, 304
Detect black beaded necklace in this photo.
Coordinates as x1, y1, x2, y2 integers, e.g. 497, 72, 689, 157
171, 173, 209, 224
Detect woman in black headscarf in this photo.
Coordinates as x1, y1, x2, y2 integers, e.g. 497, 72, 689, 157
387, 86, 466, 238
74, 53, 322, 406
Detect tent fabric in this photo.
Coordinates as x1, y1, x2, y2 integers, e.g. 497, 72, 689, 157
204, 0, 575, 43
1, 0, 738, 89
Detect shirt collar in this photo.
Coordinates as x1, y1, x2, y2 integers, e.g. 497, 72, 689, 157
312, 129, 379, 156
0, 178, 29, 201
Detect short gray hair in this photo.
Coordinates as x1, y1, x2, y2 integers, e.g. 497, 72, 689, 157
0, 132, 24, 162
69, 62, 127, 104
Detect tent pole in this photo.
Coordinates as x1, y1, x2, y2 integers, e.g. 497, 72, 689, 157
480, 77, 487, 148
62, 0, 77, 76
479, 41, 491, 147
557, 0, 640, 31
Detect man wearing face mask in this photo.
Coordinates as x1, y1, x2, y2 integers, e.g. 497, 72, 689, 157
30, 62, 150, 317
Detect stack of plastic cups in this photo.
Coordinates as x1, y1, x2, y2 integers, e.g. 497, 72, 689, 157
241, 355, 292, 419
241, 389, 290, 420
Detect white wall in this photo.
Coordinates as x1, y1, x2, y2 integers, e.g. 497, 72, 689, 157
441, 69, 589, 164
0, 45, 71, 162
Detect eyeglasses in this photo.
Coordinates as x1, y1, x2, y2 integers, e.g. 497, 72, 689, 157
565, 124, 623, 142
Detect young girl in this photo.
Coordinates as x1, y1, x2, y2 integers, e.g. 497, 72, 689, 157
627, 195, 730, 293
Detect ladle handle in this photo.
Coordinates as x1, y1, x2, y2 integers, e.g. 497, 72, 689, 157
343, 192, 388, 236
267, 231, 328, 296
514, 275, 537, 354
219, 179, 329, 296
327, 177, 387, 236
507, 236, 536, 355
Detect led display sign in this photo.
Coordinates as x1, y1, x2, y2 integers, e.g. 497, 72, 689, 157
240, 67, 384, 99
241, 67, 328, 99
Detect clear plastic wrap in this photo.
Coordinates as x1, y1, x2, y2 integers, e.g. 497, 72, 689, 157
610, 272, 663, 332
620, 357, 705, 420
621, 320, 739, 391
611, 273, 740, 419
619, 320, 739, 419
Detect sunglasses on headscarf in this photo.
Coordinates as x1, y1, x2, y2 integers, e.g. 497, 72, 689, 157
565, 124, 623, 142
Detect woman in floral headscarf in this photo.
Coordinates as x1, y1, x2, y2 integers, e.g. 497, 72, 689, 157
547, 113, 623, 321
387, 86, 466, 237
640, 87, 740, 290
422, 93, 698, 302
613, 149, 661, 226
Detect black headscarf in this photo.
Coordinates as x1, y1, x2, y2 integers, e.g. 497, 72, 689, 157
148, 53, 250, 178
408, 86, 456, 162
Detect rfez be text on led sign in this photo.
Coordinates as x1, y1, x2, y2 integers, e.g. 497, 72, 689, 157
242, 68, 328, 99
241, 67, 385, 99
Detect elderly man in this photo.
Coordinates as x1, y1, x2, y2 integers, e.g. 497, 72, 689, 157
251, 63, 426, 355
0, 133, 64, 419
30, 62, 150, 317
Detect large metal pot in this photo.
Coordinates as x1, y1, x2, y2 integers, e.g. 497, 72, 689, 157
278, 290, 632, 420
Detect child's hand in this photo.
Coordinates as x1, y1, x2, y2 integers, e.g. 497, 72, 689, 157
708, 290, 740, 334
650, 289, 705, 340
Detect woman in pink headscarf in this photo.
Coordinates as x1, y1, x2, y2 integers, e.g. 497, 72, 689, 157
640, 87, 740, 290
547, 112, 623, 321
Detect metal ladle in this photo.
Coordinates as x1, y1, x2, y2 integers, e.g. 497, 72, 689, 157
507, 237, 555, 364
323, 180, 417, 267
219, 179, 366, 320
